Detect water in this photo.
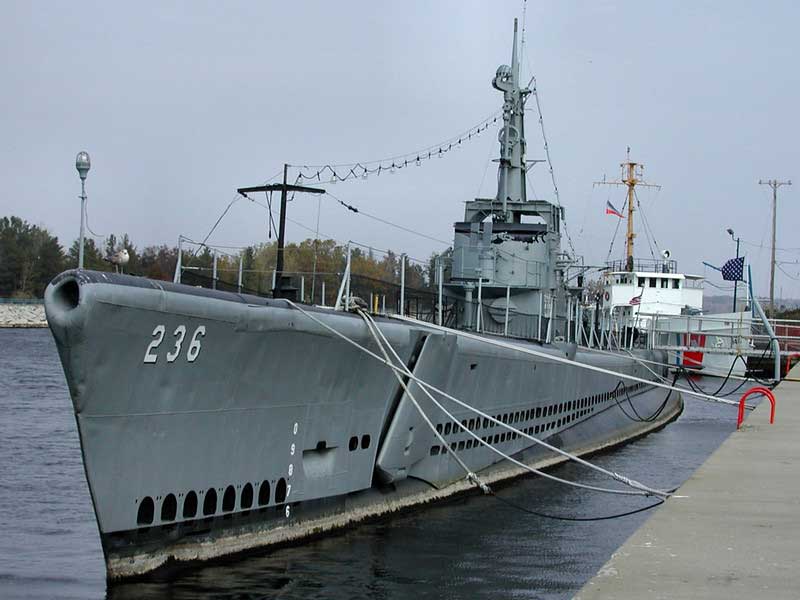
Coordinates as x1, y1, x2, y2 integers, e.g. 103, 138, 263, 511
0, 329, 751, 599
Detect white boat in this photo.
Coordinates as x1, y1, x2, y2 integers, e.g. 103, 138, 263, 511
593, 154, 752, 378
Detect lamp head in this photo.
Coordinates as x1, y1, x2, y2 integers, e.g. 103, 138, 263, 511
75, 151, 91, 181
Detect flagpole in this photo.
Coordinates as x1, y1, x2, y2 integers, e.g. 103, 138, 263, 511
733, 236, 740, 312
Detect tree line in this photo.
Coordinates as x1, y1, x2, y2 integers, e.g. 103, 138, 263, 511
0, 215, 440, 299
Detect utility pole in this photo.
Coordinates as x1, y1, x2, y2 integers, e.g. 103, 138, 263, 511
594, 148, 660, 271
759, 178, 792, 316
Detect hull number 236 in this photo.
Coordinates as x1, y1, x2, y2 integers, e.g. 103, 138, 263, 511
143, 324, 206, 364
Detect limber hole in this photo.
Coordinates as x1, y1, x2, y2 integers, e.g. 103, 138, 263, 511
222, 485, 236, 512
258, 480, 270, 506
241, 483, 254, 509
160, 494, 177, 522
203, 488, 217, 516
183, 491, 198, 518
275, 478, 287, 504
137, 497, 154, 526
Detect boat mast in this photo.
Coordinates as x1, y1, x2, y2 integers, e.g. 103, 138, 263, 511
594, 148, 660, 271
492, 18, 530, 222
622, 149, 638, 270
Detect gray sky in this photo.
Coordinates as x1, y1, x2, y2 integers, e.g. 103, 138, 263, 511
3, 1, 798, 298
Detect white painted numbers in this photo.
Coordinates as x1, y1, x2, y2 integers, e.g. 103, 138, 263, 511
143, 324, 205, 364
187, 326, 206, 362
143, 325, 165, 363
286, 421, 299, 519
166, 325, 186, 362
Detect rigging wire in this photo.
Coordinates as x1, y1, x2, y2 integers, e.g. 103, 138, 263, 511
356, 308, 669, 498
291, 111, 502, 183
633, 188, 660, 259
324, 191, 450, 246
82, 198, 108, 242
605, 195, 627, 263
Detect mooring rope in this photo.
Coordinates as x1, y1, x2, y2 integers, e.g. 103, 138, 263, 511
359, 309, 672, 519
283, 300, 672, 498
358, 309, 663, 497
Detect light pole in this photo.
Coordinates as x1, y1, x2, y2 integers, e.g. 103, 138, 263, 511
726, 228, 740, 312
75, 151, 91, 269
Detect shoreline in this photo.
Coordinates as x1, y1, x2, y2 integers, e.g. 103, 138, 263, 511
0, 302, 47, 328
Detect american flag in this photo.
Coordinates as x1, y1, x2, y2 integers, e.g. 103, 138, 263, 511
721, 256, 744, 281
629, 290, 643, 306
606, 200, 625, 218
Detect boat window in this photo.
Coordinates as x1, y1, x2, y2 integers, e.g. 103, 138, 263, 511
649, 278, 657, 288
638, 277, 645, 287
673, 279, 680, 289
661, 279, 668, 288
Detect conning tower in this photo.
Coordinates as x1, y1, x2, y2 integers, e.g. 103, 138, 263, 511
446, 19, 574, 340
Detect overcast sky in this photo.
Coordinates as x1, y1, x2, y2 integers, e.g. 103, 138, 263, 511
3, 1, 798, 298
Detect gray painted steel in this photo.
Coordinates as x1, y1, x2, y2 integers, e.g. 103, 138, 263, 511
45, 270, 681, 578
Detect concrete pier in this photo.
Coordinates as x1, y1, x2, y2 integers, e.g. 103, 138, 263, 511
0, 301, 47, 327
575, 371, 800, 599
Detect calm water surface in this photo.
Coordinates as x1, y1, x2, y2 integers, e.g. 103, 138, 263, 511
0, 329, 751, 599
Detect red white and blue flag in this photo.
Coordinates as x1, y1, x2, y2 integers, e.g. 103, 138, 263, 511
606, 200, 624, 218
629, 290, 643, 306
721, 256, 745, 281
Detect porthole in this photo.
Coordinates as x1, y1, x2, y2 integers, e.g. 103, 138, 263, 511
222, 485, 236, 512
349, 436, 358, 451
183, 491, 198, 518
137, 496, 154, 526
203, 488, 217, 516
444, 423, 452, 435
436, 424, 443, 434
483, 418, 489, 429
430, 446, 441, 456
275, 478, 287, 504
258, 480, 270, 506
160, 493, 177, 522
361, 434, 371, 449
241, 483, 254, 509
